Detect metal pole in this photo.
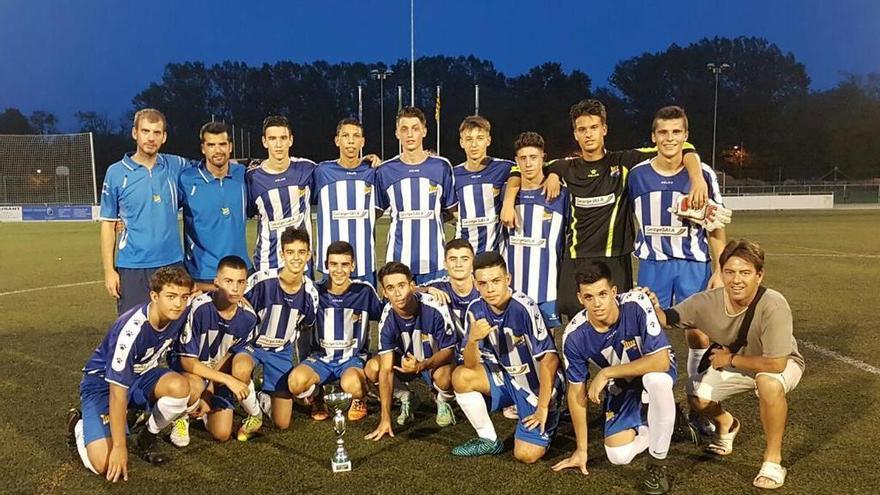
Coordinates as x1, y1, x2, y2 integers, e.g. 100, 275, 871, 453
88, 132, 98, 204
711, 72, 719, 171
435, 85, 440, 154
410, 0, 415, 106
240, 127, 245, 160
358, 85, 363, 123
475, 84, 480, 115
231, 123, 236, 159
380, 78, 386, 159
398, 85, 403, 110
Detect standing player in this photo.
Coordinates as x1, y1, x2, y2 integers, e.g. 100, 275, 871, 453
68, 267, 194, 481
453, 116, 513, 253
503, 132, 569, 331
288, 241, 384, 422
451, 252, 564, 464
99, 109, 190, 314
553, 262, 679, 494
247, 115, 316, 273
178, 121, 251, 291
500, 99, 709, 320
364, 262, 457, 440
628, 106, 729, 431
240, 227, 319, 431
375, 107, 457, 284
167, 256, 262, 446
313, 119, 380, 286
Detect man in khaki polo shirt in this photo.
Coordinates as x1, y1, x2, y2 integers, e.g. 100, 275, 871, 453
644, 239, 804, 490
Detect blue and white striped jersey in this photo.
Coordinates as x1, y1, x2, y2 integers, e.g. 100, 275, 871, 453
628, 161, 723, 262
503, 185, 569, 304
82, 303, 189, 388
464, 291, 563, 406
312, 280, 384, 363
313, 160, 378, 278
423, 276, 481, 342
245, 270, 318, 354
375, 155, 457, 275
453, 159, 512, 253
173, 292, 258, 367
246, 158, 316, 271
561, 292, 675, 385
377, 292, 457, 361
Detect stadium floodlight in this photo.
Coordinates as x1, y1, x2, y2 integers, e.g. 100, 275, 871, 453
707, 62, 731, 174
371, 68, 394, 159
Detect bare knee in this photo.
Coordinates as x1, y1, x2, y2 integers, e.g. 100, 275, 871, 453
451, 366, 474, 392
340, 370, 365, 397
756, 375, 785, 403
158, 373, 190, 399
513, 444, 545, 464
364, 358, 379, 383
433, 366, 452, 391
232, 356, 254, 382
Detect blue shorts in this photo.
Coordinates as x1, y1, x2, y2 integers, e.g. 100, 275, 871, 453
637, 259, 711, 307
79, 368, 172, 445
302, 356, 365, 384
413, 270, 447, 286
485, 363, 562, 448
602, 370, 676, 438
245, 346, 294, 394
538, 301, 561, 328
116, 262, 183, 315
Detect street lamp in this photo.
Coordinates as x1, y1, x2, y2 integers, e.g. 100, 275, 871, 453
707, 63, 731, 173
371, 68, 394, 159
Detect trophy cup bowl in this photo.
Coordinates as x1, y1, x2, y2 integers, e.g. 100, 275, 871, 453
324, 391, 353, 472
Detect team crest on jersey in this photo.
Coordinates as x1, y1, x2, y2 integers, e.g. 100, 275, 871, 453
542, 211, 554, 221
428, 184, 439, 195
351, 313, 361, 322
100, 413, 110, 425
605, 410, 615, 422
420, 333, 433, 342
588, 169, 600, 178
610, 166, 620, 177
297, 188, 308, 198
492, 187, 502, 197
363, 185, 372, 195
622, 338, 637, 351
221, 207, 230, 216
152, 194, 162, 203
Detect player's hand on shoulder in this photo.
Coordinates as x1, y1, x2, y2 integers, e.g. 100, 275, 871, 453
542, 173, 561, 201
364, 154, 382, 168
634, 286, 660, 309
365, 420, 394, 441
687, 178, 709, 210
106, 446, 128, 482
425, 286, 451, 304
500, 204, 519, 229
551, 449, 589, 475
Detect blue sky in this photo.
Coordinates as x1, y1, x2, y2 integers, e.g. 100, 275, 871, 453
1, 0, 877, 129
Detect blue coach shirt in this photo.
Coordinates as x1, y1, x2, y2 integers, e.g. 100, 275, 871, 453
178, 161, 251, 280
99, 153, 189, 268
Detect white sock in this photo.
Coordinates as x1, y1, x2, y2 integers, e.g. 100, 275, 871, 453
240, 381, 261, 417
74, 419, 98, 474
392, 378, 411, 403
455, 391, 497, 441
642, 372, 675, 460
147, 396, 189, 434
296, 384, 316, 400
687, 348, 707, 395
605, 428, 649, 465
185, 401, 198, 414
434, 384, 454, 403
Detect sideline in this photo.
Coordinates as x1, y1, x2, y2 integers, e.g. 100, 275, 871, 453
800, 340, 880, 376
0, 280, 102, 297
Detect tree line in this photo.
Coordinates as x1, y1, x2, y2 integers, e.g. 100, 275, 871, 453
2, 36, 878, 182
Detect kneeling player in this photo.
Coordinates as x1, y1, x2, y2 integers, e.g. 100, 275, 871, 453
69, 267, 195, 481
168, 256, 263, 445
288, 241, 383, 421
452, 252, 564, 464
364, 262, 457, 441
553, 262, 678, 494
240, 227, 319, 433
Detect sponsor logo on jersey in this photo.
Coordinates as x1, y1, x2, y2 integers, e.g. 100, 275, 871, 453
460, 215, 496, 227
505, 363, 530, 376
644, 225, 688, 237
332, 209, 370, 220
588, 168, 600, 178
574, 194, 615, 209
610, 165, 621, 177
255, 335, 287, 349
268, 213, 304, 230
398, 210, 434, 220
320, 338, 354, 349
508, 236, 546, 248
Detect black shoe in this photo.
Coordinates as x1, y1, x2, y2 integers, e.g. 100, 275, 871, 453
672, 402, 700, 446
131, 426, 167, 465
65, 408, 82, 448
642, 457, 671, 495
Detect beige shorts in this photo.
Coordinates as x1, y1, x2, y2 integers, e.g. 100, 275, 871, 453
692, 359, 803, 403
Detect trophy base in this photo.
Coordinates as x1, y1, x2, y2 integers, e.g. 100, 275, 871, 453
331, 460, 352, 473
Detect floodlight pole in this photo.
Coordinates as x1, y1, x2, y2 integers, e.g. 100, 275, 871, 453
707, 62, 731, 172
371, 68, 394, 159
410, 0, 415, 106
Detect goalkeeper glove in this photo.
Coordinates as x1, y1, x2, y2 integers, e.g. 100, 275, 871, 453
668, 197, 732, 232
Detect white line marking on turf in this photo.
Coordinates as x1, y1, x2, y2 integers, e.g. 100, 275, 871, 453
770, 253, 880, 259
800, 340, 880, 376
0, 280, 101, 297
775, 244, 880, 258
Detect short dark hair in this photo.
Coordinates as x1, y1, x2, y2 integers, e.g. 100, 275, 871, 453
280, 227, 310, 249
720, 239, 765, 272
652, 105, 689, 131
514, 131, 545, 153
149, 266, 194, 293
378, 261, 413, 285
473, 251, 507, 273
336, 118, 363, 135
397, 106, 427, 126
574, 261, 613, 289
217, 255, 248, 273
445, 238, 474, 255
200, 121, 230, 142
262, 115, 291, 135
570, 99, 607, 127
459, 115, 491, 134
325, 240, 355, 263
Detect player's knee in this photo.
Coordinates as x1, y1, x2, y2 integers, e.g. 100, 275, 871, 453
605, 443, 637, 466
340, 372, 364, 396
273, 416, 291, 430
689, 395, 713, 412
756, 375, 785, 402
232, 358, 254, 381
513, 444, 544, 464
162, 373, 191, 398
211, 429, 232, 443
364, 358, 379, 382
89, 454, 109, 475
451, 366, 473, 392
433, 368, 452, 390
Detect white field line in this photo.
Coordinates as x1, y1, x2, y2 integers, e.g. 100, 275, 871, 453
770, 252, 880, 259
0, 280, 101, 297
775, 243, 880, 258
800, 340, 880, 376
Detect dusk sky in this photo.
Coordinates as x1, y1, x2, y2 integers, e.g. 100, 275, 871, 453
1, 0, 878, 130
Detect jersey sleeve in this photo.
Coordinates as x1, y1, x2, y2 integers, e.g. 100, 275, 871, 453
524, 301, 556, 358
104, 330, 138, 388
244, 277, 265, 314
374, 169, 390, 211
245, 172, 258, 218
561, 328, 590, 384
368, 288, 385, 321
231, 311, 259, 353
703, 165, 724, 205
377, 307, 398, 355
176, 306, 206, 357
431, 303, 458, 351
441, 163, 458, 210
629, 295, 671, 355
98, 169, 120, 220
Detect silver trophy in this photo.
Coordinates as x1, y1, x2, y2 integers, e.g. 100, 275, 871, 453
324, 391, 353, 472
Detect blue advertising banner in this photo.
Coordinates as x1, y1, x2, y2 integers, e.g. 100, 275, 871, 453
21, 204, 94, 221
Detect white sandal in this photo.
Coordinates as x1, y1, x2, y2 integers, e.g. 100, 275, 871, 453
704, 417, 740, 456
753, 461, 787, 489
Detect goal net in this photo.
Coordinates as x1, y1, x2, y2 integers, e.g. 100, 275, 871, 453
0, 132, 96, 205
